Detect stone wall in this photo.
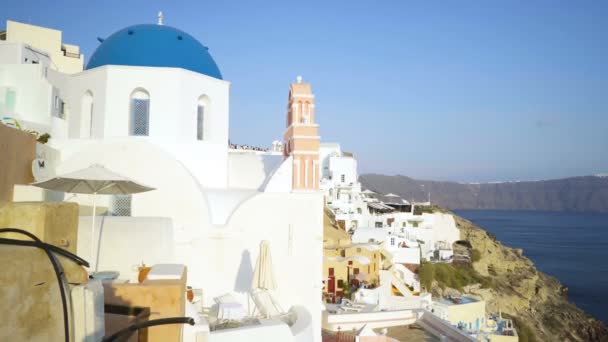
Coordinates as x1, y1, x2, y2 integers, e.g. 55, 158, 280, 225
0, 202, 88, 341
0, 201, 80, 254
103, 268, 187, 342
0, 245, 65, 342
0, 124, 36, 202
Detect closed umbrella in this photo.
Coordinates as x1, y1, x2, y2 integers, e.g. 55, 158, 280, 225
31, 164, 155, 270
251, 240, 277, 291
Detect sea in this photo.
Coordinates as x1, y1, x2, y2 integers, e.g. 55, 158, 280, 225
454, 210, 608, 325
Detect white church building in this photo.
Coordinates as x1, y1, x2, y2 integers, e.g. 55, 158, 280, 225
1, 18, 324, 341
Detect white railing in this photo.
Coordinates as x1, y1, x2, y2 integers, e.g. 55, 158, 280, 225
390, 264, 421, 292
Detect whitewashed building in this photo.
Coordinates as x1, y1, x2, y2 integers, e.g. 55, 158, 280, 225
2, 18, 324, 342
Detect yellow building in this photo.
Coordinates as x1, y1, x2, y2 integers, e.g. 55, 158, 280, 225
1, 20, 84, 73
323, 208, 384, 302
432, 296, 486, 333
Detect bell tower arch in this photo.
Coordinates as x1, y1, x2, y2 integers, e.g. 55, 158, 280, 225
283, 76, 320, 191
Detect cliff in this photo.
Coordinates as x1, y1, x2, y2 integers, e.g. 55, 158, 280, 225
453, 214, 608, 341
360, 174, 608, 212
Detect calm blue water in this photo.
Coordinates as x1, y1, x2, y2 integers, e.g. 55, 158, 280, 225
455, 210, 608, 325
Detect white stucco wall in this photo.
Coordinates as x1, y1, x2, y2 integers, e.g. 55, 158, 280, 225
0, 64, 53, 125
66, 65, 229, 144
319, 143, 341, 179
328, 156, 358, 185
228, 151, 282, 189
77, 216, 175, 277
263, 156, 294, 193
0, 41, 52, 68
424, 213, 460, 247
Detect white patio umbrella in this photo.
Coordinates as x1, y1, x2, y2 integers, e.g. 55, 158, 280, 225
251, 240, 277, 291
354, 272, 370, 282
31, 164, 155, 270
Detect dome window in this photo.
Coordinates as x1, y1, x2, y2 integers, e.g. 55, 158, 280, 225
130, 89, 150, 136
177, 35, 183, 40
197, 95, 210, 141
81, 91, 94, 138
127, 30, 134, 35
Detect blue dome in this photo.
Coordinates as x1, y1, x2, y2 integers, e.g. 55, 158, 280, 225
87, 24, 222, 79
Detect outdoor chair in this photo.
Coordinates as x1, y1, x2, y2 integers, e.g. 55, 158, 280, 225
251, 288, 295, 325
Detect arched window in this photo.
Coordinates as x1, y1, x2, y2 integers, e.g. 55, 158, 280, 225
197, 95, 210, 140
130, 89, 150, 136
302, 102, 310, 124
80, 91, 93, 138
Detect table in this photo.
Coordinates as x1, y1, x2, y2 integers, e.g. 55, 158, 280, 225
217, 302, 247, 321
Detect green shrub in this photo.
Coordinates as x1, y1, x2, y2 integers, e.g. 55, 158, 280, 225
413, 205, 436, 215
419, 262, 434, 291
470, 249, 481, 263
503, 314, 538, 342
419, 261, 493, 291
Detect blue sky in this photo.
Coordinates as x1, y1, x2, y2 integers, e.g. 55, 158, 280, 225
3, 1, 607, 182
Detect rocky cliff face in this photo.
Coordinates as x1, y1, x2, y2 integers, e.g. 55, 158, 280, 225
454, 214, 608, 341
360, 174, 608, 212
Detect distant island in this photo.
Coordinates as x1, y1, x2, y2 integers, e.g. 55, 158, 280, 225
360, 174, 608, 212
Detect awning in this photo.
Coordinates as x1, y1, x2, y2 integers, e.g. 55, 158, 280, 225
367, 202, 394, 211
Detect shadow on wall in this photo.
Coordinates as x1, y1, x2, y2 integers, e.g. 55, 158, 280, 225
234, 250, 253, 293
258, 155, 285, 191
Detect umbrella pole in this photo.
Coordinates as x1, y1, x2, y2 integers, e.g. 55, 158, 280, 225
91, 192, 97, 272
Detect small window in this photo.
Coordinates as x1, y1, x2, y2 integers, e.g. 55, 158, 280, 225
197, 95, 210, 141
341, 174, 345, 183
337, 279, 344, 288
353, 268, 359, 275
356, 248, 361, 253
197, 104, 204, 140
375, 222, 383, 228
81, 91, 93, 138
391, 238, 395, 246
130, 89, 150, 136
328, 268, 334, 276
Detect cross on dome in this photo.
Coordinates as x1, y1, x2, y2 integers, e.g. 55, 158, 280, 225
158, 11, 164, 25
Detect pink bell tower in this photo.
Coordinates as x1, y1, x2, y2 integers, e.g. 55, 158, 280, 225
283, 76, 320, 191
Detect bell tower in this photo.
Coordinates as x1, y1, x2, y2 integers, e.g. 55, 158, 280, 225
283, 76, 320, 191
